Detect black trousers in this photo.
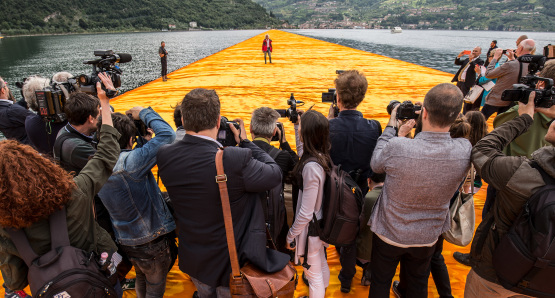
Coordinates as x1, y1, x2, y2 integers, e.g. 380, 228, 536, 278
481, 104, 511, 120
338, 242, 357, 284
397, 236, 453, 298
369, 234, 435, 298
161, 59, 167, 77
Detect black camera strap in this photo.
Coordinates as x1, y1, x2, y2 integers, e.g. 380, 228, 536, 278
518, 60, 524, 84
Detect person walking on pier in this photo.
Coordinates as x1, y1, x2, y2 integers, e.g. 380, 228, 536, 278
159, 41, 168, 81
262, 34, 272, 64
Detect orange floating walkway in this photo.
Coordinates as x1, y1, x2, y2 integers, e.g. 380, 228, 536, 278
1, 30, 482, 297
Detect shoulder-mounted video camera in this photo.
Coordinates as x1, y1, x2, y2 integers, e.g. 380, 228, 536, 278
218, 116, 240, 147
501, 54, 555, 108
32, 50, 132, 123
275, 93, 303, 124
77, 50, 132, 96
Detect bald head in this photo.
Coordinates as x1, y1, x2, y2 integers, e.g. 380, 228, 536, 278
517, 39, 536, 56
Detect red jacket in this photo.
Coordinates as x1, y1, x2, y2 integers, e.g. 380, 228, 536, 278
262, 39, 272, 52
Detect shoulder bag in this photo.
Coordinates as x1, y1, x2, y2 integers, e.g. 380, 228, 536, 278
215, 148, 297, 298
443, 165, 476, 247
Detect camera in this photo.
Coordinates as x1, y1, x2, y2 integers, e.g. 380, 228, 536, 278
387, 100, 421, 120
501, 54, 555, 108
126, 114, 148, 138
34, 79, 79, 123
77, 50, 132, 96
275, 93, 302, 124
271, 122, 284, 142
321, 70, 345, 118
217, 116, 241, 147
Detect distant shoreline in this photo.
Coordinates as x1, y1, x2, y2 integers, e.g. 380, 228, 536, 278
0, 28, 275, 38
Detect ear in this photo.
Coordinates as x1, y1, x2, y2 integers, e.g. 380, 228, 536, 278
273, 126, 278, 136
181, 115, 184, 128
216, 115, 221, 130
88, 114, 96, 124
128, 137, 134, 149
422, 107, 428, 120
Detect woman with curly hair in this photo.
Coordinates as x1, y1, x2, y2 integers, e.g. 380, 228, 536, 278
0, 75, 121, 296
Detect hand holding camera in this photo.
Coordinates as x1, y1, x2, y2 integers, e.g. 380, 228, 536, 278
230, 118, 247, 145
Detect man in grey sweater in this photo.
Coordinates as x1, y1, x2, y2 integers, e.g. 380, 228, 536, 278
368, 83, 472, 297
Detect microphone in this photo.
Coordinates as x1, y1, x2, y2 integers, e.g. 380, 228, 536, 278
110, 53, 132, 64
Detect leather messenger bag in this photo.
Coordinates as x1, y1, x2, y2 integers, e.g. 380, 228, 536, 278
215, 148, 297, 298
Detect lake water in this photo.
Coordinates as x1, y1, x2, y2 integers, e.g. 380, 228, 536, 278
1, 29, 555, 99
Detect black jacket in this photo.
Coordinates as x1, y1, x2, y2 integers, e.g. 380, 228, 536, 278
157, 135, 290, 287
452, 57, 484, 95
0, 100, 34, 144
329, 110, 382, 194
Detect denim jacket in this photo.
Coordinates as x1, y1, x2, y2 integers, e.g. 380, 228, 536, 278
98, 107, 176, 246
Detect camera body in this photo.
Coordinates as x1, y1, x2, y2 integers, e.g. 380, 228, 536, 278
271, 122, 284, 142
34, 79, 79, 123
501, 55, 555, 108
322, 88, 339, 117
387, 100, 421, 120
217, 116, 240, 147
77, 50, 131, 96
126, 114, 148, 138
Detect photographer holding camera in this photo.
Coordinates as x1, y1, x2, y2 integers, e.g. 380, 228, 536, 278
326, 70, 382, 293
483, 39, 536, 120
0, 76, 35, 145
368, 83, 471, 297
250, 107, 299, 252
96, 106, 176, 298
23, 74, 71, 155
157, 88, 290, 296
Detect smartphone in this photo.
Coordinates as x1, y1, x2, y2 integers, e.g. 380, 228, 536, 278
463, 50, 471, 55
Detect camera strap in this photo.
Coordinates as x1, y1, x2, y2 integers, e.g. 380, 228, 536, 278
518, 61, 524, 84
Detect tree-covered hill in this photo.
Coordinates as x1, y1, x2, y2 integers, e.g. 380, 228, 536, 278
0, 0, 280, 35
255, 0, 555, 31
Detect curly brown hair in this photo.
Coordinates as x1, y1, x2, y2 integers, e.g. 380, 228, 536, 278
0, 140, 76, 229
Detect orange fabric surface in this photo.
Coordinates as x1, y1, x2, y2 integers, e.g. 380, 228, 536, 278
1, 30, 488, 297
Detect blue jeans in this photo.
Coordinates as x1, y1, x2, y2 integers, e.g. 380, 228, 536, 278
190, 277, 231, 298
121, 236, 171, 298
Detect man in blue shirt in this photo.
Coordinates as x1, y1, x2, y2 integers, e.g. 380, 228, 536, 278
327, 70, 382, 293
97, 106, 176, 298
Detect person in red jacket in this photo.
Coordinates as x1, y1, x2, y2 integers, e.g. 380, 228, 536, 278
262, 34, 272, 64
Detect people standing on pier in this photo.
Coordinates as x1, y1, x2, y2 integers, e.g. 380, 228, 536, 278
482, 39, 535, 120
485, 40, 497, 67
262, 34, 272, 64
452, 46, 484, 112
159, 41, 168, 81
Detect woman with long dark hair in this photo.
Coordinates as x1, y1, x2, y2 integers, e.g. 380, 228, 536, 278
286, 110, 331, 297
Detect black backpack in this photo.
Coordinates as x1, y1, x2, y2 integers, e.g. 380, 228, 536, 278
492, 163, 555, 297
6, 207, 117, 298
296, 157, 363, 246
263, 146, 288, 252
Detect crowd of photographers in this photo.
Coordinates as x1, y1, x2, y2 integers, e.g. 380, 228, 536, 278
0, 38, 554, 298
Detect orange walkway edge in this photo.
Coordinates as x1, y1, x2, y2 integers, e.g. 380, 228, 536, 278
0, 30, 485, 297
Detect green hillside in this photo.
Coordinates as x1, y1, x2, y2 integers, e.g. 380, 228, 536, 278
256, 0, 555, 31
0, 0, 279, 35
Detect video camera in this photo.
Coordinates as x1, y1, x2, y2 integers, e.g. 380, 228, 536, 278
321, 70, 345, 117
33, 50, 131, 123
34, 79, 80, 123
217, 116, 241, 147
501, 54, 555, 108
275, 93, 303, 124
77, 50, 132, 96
387, 100, 421, 120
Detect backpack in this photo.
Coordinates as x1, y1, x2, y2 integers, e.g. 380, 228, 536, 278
6, 207, 117, 298
295, 157, 363, 247
492, 163, 555, 297
263, 146, 288, 251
